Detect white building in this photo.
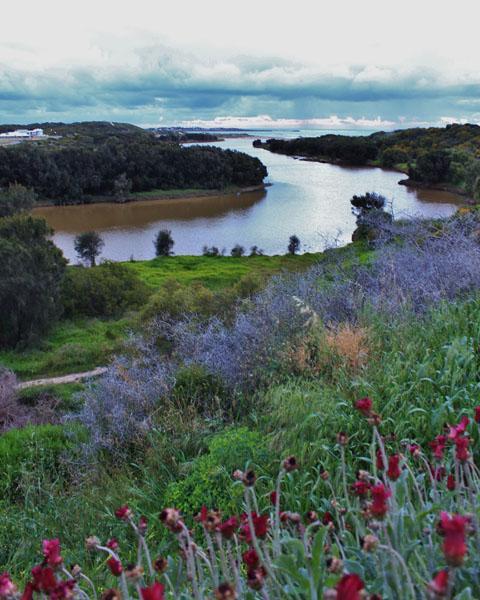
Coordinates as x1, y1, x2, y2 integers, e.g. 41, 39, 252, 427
0, 128, 44, 138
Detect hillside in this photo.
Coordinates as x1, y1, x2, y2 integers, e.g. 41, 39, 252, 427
257, 123, 480, 199
2, 212, 480, 598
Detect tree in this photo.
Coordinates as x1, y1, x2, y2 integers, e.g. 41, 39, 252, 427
249, 245, 264, 256
230, 244, 245, 257
155, 230, 174, 257
288, 235, 300, 255
74, 231, 105, 267
0, 184, 36, 218
113, 172, 132, 202
0, 216, 66, 348
350, 192, 392, 243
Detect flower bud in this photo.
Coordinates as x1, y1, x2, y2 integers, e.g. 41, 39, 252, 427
282, 456, 298, 472
362, 534, 379, 552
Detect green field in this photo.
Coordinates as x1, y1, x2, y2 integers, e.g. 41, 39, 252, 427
0, 253, 324, 381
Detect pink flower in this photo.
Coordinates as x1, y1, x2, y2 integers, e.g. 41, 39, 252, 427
336, 573, 365, 600
408, 444, 421, 457
447, 474, 456, 491
140, 582, 165, 600
106, 538, 119, 551
0, 573, 17, 599
42, 539, 63, 568
448, 416, 470, 439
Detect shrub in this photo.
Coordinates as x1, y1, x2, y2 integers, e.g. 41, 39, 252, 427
0, 424, 73, 502
230, 244, 245, 257
202, 245, 223, 257
164, 427, 271, 514
61, 262, 149, 318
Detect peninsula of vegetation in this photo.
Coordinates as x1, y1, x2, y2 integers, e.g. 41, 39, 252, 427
255, 123, 480, 200
0, 121, 267, 205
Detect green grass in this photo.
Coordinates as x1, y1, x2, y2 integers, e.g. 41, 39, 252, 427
0, 318, 129, 380
125, 253, 323, 291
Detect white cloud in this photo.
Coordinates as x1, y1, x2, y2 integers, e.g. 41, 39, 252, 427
179, 115, 397, 130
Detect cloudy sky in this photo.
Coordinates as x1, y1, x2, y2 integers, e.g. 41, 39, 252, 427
1, 0, 480, 129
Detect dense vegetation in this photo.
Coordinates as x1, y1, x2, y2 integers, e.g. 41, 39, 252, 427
0, 122, 267, 204
257, 123, 480, 198
0, 215, 66, 348
2, 209, 480, 597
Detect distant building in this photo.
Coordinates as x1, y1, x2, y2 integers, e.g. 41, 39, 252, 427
0, 128, 44, 138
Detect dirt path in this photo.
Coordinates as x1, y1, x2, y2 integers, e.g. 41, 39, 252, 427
17, 367, 108, 390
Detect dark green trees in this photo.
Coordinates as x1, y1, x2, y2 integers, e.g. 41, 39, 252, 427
0, 184, 36, 218
155, 230, 175, 257
74, 231, 105, 267
0, 216, 66, 348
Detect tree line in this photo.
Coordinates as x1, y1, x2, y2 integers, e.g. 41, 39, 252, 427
0, 130, 267, 204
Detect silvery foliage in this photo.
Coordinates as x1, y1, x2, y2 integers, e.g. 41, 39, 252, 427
76, 214, 480, 451
75, 337, 174, 457
164, 214, 480, 390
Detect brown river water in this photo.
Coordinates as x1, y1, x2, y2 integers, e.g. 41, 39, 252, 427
33, 136, 463, 262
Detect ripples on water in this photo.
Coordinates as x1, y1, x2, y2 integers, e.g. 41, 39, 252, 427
34, 132, 462, 261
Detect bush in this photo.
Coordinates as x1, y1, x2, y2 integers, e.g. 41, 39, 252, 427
164, 427, 271, 514
154, 230, 174, 257
230, 244, 245, 257
61, 262, 149, 318
0, 424, 73, 502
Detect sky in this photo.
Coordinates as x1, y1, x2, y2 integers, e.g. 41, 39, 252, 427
1, 0, 480, 130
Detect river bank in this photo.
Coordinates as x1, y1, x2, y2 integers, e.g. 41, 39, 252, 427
33, 183, 268, 208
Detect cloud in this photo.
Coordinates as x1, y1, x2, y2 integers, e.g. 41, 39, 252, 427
1, 43, 480, 126
178, 115, 397, 130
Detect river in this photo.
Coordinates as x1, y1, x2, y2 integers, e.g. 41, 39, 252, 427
33, 132, 462, 262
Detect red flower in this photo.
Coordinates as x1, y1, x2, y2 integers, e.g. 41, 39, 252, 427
427, 569, 449, 597
408, 444, 421, 457
0, 573, 17, 598
106, 538, 119, 551
107, 558, 123, 577
439, 512, 469, 567
447, 474, 456, 491
322, 511, 334, 526
115, 505, 132, 521
240, 513, 269, 542
448, 416, 469, 440
354, 397, 372, 416
474, 406, 480, 423
433, 465, 446, 482
140, 582, 165, 600
429, 435, 447, 460
218, 516, 239, 539
31, 566, 57, 593
242, 548, 260, 569
269, 491, 277, 506
336, 573, 364, 600
49, 580, 76, 600
42, 539, 63, 568
376, 449, 385, 471
387, 454, 401, 481
370, 484, 391, 519
351, 480, 371, 497
455, 436, 470, 462
21, 583, 34, 600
